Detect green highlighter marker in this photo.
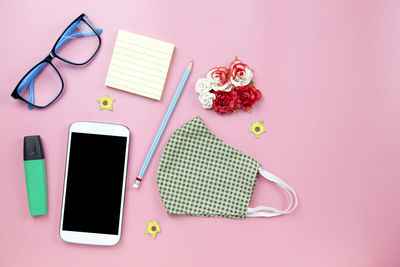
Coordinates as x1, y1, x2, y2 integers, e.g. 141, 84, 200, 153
24, 135, 47, 216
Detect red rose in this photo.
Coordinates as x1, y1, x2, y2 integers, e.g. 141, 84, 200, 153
235, 85, 262, 111
212, 90, 238, 114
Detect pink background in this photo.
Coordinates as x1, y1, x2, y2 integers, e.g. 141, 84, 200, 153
1, 0, 400, 266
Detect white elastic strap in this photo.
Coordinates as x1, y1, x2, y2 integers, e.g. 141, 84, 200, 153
246, 167, 298, 218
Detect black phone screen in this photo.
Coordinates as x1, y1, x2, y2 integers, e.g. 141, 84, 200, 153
62, 132, 127, 235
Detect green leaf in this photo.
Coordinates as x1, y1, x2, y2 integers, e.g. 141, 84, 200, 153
250, 68, 254, 72
250, 80, 254, 85
235, 56, 238, 60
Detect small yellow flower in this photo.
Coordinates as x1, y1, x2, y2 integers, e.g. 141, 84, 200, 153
97, 94, 115, 111
249, 120, 266, 138
145, 220, 161, 239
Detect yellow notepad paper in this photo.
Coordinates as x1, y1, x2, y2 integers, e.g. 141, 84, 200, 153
105, 30, 175, 100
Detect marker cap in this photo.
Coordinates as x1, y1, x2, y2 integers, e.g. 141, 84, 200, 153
24, 136, 44, 160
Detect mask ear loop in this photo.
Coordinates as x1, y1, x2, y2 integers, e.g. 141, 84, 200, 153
246, 167, 298, 217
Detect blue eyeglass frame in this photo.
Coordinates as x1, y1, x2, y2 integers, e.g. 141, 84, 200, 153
11, 13, 103, 109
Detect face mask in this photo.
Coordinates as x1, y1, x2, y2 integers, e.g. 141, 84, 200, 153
157, 117, 298, 219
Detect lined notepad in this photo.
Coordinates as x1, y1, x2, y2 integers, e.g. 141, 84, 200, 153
105, 30, 175, 100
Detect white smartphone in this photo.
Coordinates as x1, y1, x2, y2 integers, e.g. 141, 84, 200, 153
59, 121, 130, 246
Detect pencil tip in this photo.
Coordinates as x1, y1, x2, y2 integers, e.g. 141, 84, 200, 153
187, 60, 193, 70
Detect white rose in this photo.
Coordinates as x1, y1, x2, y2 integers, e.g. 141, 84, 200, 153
230, 68, 253, 87
195, 78, 212, 94
198, 92, 216, 109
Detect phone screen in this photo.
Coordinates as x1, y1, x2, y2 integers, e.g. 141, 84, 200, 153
62, 132, 127, 235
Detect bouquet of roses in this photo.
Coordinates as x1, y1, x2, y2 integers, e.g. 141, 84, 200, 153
195, 57, 262, 114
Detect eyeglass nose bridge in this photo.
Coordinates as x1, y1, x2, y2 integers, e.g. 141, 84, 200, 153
44, 52, 56, 63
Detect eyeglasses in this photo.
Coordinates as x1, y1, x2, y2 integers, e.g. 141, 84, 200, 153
11, 13, 102, 109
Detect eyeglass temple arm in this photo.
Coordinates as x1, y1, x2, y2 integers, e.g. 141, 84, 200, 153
55, 20, 103, 52
54, 29, 102, 52
17, 66, 40, 110
18, 21, 102, 109
27, 79, 35, 110
55, 20, 83, 50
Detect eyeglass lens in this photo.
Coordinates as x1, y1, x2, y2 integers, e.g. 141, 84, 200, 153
54, 19, 100, 65
17, 62, 62, 107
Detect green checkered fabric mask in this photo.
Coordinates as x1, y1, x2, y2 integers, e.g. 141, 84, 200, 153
157, 117, 298, 219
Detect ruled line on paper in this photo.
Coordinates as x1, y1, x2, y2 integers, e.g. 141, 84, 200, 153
111, 57, 168, 74
107, 69, 165, 85
115, 45, 171, 61
118, 39, 173, 56
107, 80, 162, 100
109, 63, 166, 79
114, 51, 170, 68
105, 29, 174, 100
107, 75, 163, 91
